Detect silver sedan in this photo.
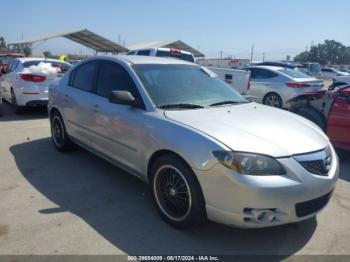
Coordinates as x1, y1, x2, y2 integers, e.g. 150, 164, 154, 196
244, 66, 324, 108
48, 56, 338, 228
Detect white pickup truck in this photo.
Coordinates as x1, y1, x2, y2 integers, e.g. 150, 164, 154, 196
206, 66, 251, 96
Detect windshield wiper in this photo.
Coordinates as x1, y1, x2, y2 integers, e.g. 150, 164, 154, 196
209, 100, 248, 107
159, 103, 204, 109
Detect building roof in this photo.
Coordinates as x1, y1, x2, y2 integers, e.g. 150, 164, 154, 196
127, 40, 204, 57
9, 29, 128, 53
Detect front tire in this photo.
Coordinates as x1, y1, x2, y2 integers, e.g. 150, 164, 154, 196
150, 155, 206, 229
50, 111, 75, 151
296, 107, 326, 131
263, 92, 283, 108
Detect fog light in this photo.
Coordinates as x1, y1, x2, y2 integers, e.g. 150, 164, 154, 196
252, 209, 275, 223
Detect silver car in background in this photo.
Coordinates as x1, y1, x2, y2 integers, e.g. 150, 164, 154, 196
49, 56, 338, 229
244, 66, 324, 108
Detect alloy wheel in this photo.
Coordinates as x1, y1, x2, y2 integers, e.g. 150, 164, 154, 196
52, 116, 64, 147
153, 165, 192, 222
264, 94, 282, 108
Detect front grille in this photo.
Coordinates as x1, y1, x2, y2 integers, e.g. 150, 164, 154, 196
294, 146, 332, 176
299, 159, 329, 176
295, 190, 333, 217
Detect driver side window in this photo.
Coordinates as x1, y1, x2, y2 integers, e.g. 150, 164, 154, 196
95, 61, 144, 108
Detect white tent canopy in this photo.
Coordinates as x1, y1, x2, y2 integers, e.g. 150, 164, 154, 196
128, 40, 204, 57
9, 29, 128, 53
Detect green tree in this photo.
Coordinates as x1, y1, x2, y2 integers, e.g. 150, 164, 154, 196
294, 40, 350, 65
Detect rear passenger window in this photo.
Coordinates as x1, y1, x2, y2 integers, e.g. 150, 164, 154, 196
251, 68, 278, 79
71, 62, 97, 92
137, 50, 151, 56
96, 61, 138, 98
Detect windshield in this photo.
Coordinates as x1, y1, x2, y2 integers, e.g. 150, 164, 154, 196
23, 61, 71, 72
134, 64, 247, 109
278, 68, 313, 79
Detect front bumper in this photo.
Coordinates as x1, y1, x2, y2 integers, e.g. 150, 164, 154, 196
195, 146, 339, 228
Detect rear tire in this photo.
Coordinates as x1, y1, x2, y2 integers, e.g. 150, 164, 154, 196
296, 107, 326, 131
263, 92, 283, 108
50, 111, 75, 151
150, 154, 207, 229
11, 89, 24, 114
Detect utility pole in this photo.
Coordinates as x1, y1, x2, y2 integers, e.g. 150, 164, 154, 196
262, 52, 266, 62
219, 50, 223, 59
250, 44, 254, 63
118, 34, 121, 45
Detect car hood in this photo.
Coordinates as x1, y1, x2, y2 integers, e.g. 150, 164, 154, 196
164, 103, 329, 157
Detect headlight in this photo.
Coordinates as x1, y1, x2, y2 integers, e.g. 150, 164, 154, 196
213, 151, 286, 176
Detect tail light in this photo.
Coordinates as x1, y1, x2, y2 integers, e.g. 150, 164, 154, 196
286, 82, 310, 88
21, 74, 46, 82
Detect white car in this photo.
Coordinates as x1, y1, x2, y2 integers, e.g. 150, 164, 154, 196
320, 68, 349, 79
0, 58, 70, 113
127, 47, 195, 63
244, 66, 324, 108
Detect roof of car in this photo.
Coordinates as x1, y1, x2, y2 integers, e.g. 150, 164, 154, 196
247, 65, 285, 71
94, 55, 196, 65
128, 47, 193, 55
16, 57, 69, 63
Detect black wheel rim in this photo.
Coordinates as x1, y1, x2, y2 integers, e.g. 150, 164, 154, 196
265, 94, 282, 108
154, 165, 192, 221
52, 116, 64, 147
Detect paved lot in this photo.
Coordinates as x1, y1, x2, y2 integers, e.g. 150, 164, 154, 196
0, 104, 349, 256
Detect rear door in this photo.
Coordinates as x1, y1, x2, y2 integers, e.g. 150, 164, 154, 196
247, 68, 279, 103
327, 87, 350, 150
63, 61, 99, 147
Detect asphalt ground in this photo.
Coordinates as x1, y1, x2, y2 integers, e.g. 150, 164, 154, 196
0, 103, 349, 257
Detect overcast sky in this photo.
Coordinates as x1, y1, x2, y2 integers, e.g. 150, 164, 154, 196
2, 0, 350, 60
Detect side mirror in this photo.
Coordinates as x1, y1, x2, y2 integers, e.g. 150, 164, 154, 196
109, 90, 136, 106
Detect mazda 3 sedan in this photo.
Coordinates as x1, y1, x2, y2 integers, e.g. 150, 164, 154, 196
48, 56, 338, 228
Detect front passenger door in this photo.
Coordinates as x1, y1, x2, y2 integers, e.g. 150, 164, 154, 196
88, 60, 147, 173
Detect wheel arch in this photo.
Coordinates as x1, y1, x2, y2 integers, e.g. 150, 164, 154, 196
49, 107, 62, 120
147, 149, 190, 182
